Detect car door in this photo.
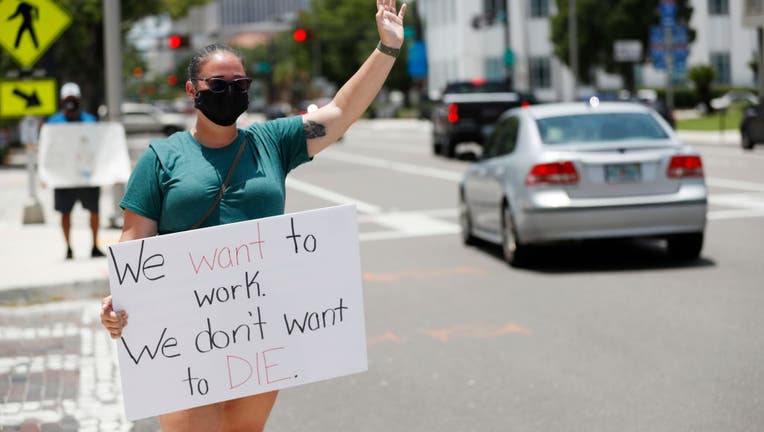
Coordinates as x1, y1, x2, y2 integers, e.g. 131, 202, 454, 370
469, 116, 518, 233
482, 116, 520, 234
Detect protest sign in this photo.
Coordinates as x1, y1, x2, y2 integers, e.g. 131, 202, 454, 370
38, 122, 131, 187
107, 205, 367, 420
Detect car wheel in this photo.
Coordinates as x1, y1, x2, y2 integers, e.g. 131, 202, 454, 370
502, 204, 527, 267
459, 193, 477, 246
443, 138, 456, 158
667, 232, 704, 261
432, 136, 442, 155
741, 130, 754, 150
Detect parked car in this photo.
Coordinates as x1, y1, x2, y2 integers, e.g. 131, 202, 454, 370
740, 104, 764, 150
121, 102, 189, 136
459, 101, 707, 266
431, 80, 535, 158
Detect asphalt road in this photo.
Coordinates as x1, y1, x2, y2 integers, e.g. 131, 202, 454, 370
37, 120, 764, 431
256, 120, 764, 431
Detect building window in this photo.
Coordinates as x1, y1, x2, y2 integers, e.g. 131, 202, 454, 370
710, 52, 731, 84
484, 0, 506, 17
530, 57, 552, 89
530, 0, 549, 18
708, 0, 728, 15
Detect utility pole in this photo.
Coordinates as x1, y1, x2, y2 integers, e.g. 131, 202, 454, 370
759, 27, 764, 105
103, 0, 122, 123
502, 2, 512, 86
665, 25, 674, 112
569, 0, 578, 101
103, 0, 124, 228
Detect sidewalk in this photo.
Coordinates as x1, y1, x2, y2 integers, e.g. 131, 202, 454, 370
0, 153, 159, 431
675, 129, 742, 147
0, 155, 121, 303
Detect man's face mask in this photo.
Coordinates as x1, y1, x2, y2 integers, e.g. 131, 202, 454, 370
63, 99, 79, 113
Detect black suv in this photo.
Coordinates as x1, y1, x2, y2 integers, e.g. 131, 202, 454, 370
741, 104, 764, 150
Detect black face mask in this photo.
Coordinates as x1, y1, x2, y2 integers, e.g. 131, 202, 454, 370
63, 100, 79, 113
194, 88, 249, 126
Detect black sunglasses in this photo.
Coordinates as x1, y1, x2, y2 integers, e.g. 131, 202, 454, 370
191, 77, 252, 93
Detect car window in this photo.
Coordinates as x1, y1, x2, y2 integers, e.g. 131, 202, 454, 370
485, 117, 519, 159
536, 113, 669, 144
444, 82, 510, 94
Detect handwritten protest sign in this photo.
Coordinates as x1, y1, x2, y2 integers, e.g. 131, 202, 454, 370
38, 122, 131, 187
107, 205, 367, 420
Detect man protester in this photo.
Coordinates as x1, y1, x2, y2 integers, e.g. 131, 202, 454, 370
47, 82, 105, 259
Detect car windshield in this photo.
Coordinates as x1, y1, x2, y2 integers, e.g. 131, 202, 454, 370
536, 113, 669, 145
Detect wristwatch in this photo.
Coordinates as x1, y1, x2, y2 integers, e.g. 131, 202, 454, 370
376, 41, 400, 58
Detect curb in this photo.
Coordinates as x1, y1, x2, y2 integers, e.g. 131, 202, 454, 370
0, 278, 109, 306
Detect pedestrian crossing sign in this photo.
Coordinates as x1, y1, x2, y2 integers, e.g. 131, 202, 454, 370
0, 0, 72, 68
0, 79, 57, 118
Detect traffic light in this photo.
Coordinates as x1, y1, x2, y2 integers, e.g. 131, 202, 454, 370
293, 28, 308, 43
168, 34, 190, 49
167, 74, 178, 86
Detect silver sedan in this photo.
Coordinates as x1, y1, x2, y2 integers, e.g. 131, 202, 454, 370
459, 101, 707, 266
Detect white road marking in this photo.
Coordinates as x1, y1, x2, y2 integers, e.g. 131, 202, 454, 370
708, 209, 764, 221
706, 178, 764, 193
285, 177, 381, 214
709, 193, 764, 209
320, 150, 463, 182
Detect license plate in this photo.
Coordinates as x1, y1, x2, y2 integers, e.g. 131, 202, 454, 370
605, 163, 642, 183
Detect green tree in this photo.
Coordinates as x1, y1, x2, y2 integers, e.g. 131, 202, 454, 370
293, 0, 418, 96
686, 65, 715, 111
551, 0, 694, 92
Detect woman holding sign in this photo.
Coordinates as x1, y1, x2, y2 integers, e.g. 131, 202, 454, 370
100, 1, 405, 430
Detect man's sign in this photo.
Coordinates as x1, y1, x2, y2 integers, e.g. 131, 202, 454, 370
38, 122, 132, 188
107, 205, 367, 420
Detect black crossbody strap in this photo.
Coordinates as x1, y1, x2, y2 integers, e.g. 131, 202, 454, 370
190, 138, 247, 230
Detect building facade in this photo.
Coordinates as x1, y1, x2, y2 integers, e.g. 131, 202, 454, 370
420, 0, 758, 102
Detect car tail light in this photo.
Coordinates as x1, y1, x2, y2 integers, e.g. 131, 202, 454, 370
525, 161, 579, 185
448, 104, 459, 123
667, 155, 703, 178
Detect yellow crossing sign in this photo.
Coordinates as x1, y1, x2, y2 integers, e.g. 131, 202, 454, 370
0, 79, 58, 118
0, 0, 72, 68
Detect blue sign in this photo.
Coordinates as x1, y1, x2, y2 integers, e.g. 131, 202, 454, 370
650, 25, 688, 46
659, 0, 677, 18
407, 40, 427, 79
650, 49, 687, 71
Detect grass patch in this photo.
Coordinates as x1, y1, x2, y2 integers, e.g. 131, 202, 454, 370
676, 102, 746, 131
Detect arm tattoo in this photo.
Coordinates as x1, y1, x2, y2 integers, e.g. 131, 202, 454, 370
303, 120, 327, 139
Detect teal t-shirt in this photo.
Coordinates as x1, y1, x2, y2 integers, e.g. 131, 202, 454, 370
120, 116, 310, 234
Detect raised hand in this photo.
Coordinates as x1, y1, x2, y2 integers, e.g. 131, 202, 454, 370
376, 0, 406, 49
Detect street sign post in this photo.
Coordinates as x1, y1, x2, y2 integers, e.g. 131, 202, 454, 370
0, 79, 58, 118
0, 0, 72, 69
20, 116, 44, 224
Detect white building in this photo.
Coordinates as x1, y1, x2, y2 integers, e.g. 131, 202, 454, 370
420, 0, 759, 102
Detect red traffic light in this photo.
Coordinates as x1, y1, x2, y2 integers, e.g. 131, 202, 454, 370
168, 35, 190, 49
293, 28, 308, 43
167, 74, 178, 86
168, 35, 182, 49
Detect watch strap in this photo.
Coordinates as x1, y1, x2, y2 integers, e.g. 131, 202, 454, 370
376, 41, 400, 58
